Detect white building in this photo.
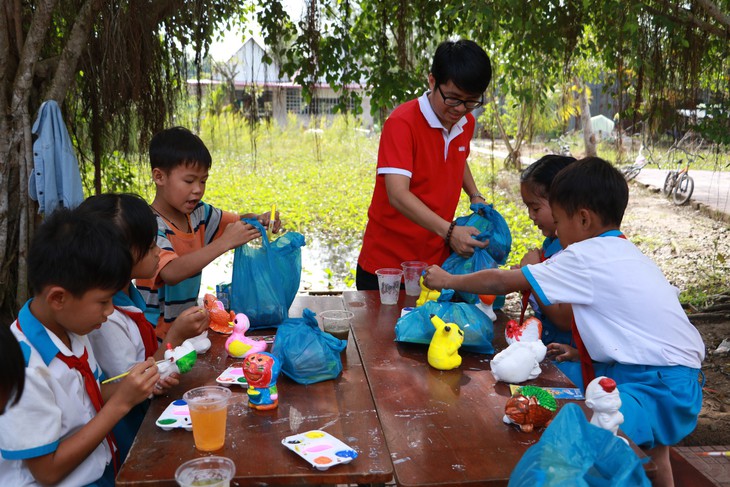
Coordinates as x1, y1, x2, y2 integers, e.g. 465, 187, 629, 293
202, 37, 373, 128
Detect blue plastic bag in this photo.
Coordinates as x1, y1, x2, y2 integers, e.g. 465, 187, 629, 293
230, 219, 305, 328
394, 300, 494, 354
509, 403, 650, 487
455, 202, 512, 265
271, 309, 347, 384
440, 203, 512, 304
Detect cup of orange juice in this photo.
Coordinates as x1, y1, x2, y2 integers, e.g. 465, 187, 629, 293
183, 386, 231, 451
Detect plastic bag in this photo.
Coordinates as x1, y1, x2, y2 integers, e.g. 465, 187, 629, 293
455, 202, 512, 265
440, 203, 512, 304
394, 300, 494, 354
230, 219, 305, 328
271, 309, 347, 384
509, 403, 650, 487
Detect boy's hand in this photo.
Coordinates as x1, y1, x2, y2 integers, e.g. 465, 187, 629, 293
520, 249, 542, 267
546, 343, 579, 362
220, 220, 261, 250
168, 306, 209, 343
449, 225, 489, 258
153, 372, 180, 395
423, 265, 451, 291
258, 211, 282, 234
113, 358, 159, 408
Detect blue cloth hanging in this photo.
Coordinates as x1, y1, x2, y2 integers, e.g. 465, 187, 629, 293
29, 100, 84, 214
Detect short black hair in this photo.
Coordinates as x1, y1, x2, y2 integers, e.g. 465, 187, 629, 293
521, 155, 577, 199
549, 157, 628, 227
78, 193, 157, 263
431, 40, 492, 95
149, 126, 212, 172
28, 208, 132, 297
0, 324, 25, 413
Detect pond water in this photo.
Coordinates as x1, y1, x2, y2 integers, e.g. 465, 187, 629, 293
199, 232, 360, 299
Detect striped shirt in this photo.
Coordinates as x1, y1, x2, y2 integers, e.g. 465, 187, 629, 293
137, 201, 238, 338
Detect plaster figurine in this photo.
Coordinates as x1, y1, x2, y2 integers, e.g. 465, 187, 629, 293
416, 276, 441, 307
476, 294, 497, 321
242, 352, 281, 410
503, 385, 557, 432
225, 313, 266, 358
157, 341, 197, 379
427, 314, 464, 370
203, 293, 235, 334
490, 340, 547, 383
505, 316, 543, 345
184, 331, 211, 354
585, 376, 629, 444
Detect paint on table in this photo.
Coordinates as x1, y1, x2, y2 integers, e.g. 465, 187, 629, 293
156, 399, 193, 431
216, 364, 248, 387
282, 430, 358, 470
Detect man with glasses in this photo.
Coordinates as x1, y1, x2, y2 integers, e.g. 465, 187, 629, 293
357, 39, 492, 291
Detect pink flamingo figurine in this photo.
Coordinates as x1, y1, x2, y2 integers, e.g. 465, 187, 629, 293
225, 313, 266, 358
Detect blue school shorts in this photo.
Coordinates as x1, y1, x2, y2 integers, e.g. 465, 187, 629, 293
555, 360, 584, 390
592, 363, 703, 449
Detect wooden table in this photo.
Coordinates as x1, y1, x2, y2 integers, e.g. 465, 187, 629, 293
116, 295, 393, 486
344, 290, 653, 487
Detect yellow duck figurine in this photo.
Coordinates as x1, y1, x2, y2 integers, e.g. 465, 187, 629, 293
427, 314, 464, 370
416, 276, 441, 307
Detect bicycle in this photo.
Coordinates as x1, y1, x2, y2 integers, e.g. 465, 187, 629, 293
556, 136, 572, 157
661, 147, 702, 205
621, 143, 662, 181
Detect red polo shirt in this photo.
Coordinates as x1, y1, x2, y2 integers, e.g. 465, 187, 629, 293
358, 93, 475, 273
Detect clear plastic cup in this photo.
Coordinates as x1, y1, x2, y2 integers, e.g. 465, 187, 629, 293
401, 261, 428, 296
375, 268, 403, 305
183, 386, 231, 452
320, 309, 354, 343
175, 456, 235, 487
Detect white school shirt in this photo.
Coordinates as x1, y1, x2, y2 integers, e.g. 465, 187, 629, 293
522, 234, 704, 368
0, 300, 110, 487
88, 287, 147, 378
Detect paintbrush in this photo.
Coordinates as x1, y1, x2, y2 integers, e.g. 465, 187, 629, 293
268, 203, 276, 233
101, 358, 172, 384
695, 451, 730, 457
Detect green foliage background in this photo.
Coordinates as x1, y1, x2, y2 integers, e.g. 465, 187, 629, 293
115, 114, 542, 289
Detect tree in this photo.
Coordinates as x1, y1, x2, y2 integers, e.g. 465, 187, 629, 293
257, 0, 729, 149
3, 0, 729, 321
0, 1, 249, 322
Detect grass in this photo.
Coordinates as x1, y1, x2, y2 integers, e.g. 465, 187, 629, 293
88, 113, 729, 298
106, 113, 544, 289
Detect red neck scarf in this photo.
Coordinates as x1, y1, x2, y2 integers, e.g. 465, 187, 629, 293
115, 306, 159, 358
571, 318, 595, 386
573, 232, 628, 386
55, 347, 119, 474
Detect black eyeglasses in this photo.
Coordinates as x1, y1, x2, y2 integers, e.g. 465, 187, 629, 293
437, 85, 484, 110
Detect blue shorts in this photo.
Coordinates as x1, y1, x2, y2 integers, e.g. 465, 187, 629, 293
592, 363, 703, 449
555, 360, 584, 390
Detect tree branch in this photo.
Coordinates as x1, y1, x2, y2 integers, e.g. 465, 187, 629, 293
641, 1, 728, 39
0, 3, 10, 116
45, 0, 103, 102
13, 0, 23, 54
10, 0, 57, 112
693, 0, 730, 32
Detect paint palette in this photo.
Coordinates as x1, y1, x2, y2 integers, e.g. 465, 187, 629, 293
216, 364, 248, 387
281, 430, 358, 470
156, 399, 192, 431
